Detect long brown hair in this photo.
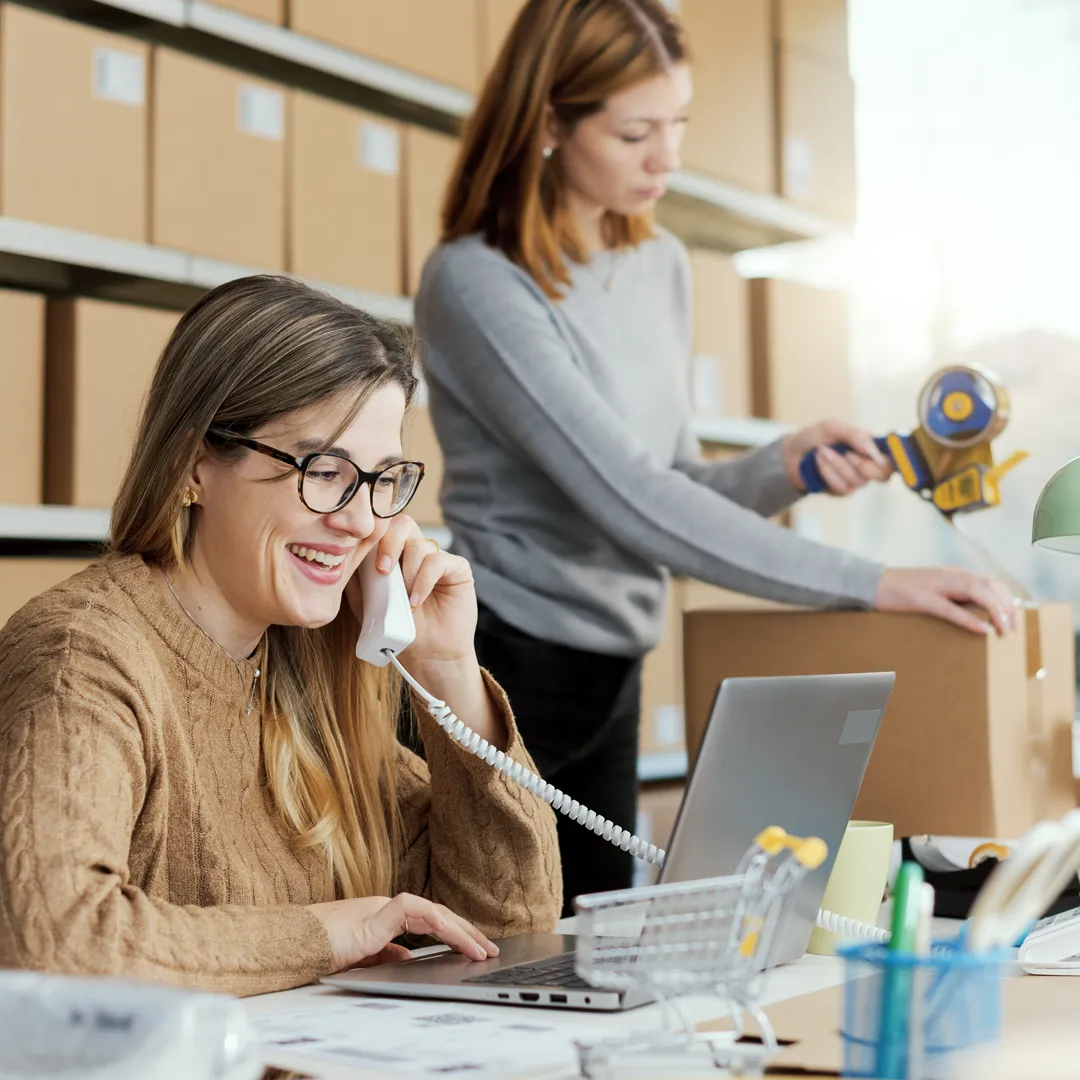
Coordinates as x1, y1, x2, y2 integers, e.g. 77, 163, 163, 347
443, 0, 688, 298
111, 276, 418, 899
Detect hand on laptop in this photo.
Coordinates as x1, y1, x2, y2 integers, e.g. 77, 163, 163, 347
306, 893, 500, 972
874, 567, 1017, 635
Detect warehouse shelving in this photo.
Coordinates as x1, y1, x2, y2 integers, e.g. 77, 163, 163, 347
33, 0, 845, 252
0, 216, 413, 319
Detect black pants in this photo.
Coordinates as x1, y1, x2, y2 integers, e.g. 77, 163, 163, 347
475, 603, 642, 917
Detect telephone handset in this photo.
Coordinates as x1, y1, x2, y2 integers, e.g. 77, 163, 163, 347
354, 552, 665, 866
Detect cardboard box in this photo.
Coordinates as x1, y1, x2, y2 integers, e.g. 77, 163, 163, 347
288, 92, 402, 294
478, 0, 524, 77
404, 127, 460, 296
0, 289, 45, 505
0, 4, 148, 241
402, 405, 443, 526
634, 782, 685, 886
288, 1, 478, 90
45, 299, 178, 508
777, 0, 849, 69
777, 50, 856, 221
0, 558, 94, 627
212, 0, 283, 22
678, 0, 774, 191
688, 250, 752, 419
683, 605, 1077, 838
750, 278, 850, 424
152, 48, 286, 269
640, 584, 687, 755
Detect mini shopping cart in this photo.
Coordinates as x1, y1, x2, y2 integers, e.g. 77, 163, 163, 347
571, 827, 828, 1078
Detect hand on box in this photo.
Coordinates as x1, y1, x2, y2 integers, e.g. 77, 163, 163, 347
783, 420, 894, 495
874, 567, 1017, 636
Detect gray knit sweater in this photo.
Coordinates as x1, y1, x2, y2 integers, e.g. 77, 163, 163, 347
414, 230, 884, 656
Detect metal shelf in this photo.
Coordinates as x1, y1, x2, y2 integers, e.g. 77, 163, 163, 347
637, 749, 688, 784
0, 216, 413, 318
691, 416, 790, 449
34, 0, 846, 251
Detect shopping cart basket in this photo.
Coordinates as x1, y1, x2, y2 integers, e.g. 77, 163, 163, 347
572, 826, 827, 1078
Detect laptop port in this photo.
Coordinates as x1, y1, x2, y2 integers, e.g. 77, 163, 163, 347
519, 992, 540, 1002
498, 993, 509, 999
549, 994, 567, 1004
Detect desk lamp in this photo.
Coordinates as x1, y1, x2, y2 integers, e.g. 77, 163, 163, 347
1033, 458, 1080, 554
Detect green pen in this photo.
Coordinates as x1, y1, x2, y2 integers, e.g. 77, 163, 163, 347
875, 861, 925, 1079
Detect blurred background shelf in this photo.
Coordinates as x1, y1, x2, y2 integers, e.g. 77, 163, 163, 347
690, 416, 789, 449
0, 216, 413, 319
30, 0, 846, 253
637, 749, 688, 784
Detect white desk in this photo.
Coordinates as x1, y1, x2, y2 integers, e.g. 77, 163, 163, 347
244, 913, 961, 1079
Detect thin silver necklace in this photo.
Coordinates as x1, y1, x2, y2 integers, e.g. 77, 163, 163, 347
164, 572, 261, 715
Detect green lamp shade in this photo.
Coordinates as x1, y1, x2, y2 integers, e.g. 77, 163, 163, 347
1033, 457, 1080, 553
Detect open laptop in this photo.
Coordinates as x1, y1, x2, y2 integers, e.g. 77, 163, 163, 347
323, 672, 894, 1011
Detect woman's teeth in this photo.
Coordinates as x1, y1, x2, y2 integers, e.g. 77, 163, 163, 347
288, 544, 346, 568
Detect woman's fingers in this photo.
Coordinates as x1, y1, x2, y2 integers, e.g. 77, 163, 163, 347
371, 894, 498, 962
816, 447, 863, 494
406, 552, 473, 608
375, 515, 420, 573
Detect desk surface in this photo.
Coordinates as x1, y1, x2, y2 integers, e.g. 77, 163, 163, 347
245, 913, 955, 1079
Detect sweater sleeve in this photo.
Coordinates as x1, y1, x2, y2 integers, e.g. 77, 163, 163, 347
419, 248, 883, 609
0, 624, 333, 998
672, 425, 805, 520
394, 670, 562, 939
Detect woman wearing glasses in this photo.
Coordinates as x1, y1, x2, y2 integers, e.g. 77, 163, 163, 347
415, 0, 1016, 912
0, 275, 559, 995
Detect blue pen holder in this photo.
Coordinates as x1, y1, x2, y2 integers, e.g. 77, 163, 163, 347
838, 942, 1006, 1079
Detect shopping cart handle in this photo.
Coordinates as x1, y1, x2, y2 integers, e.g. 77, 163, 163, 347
799, 436, 892, 495
755, 826, 829, 869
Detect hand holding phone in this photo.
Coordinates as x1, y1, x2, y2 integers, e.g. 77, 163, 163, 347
354, 551, 416, 666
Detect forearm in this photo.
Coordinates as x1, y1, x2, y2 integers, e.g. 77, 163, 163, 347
403, 652, 507, 750
674, 439, 804, 518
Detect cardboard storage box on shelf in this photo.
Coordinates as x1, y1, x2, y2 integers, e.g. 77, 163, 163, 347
212, 0, 283, 22
404, 127, 460, 296
288, 92, 402, 295
0, 4, 148, 241
45, 299, 178, 508
288, 1, 478, 90
478, 0, 524, 77
750, 278, 850, 424
777, 0, 849, 69
777, 50, 856, 221
677, 0, 774, 192
0, 559, 94, 627
635, 782, 685, 885
152, 48, 286, 269
402, 405, 444, 526
640, 583, 687, 756
0, 289, 45, 505
683, 605, 1077, 838
688, 250, 751, 419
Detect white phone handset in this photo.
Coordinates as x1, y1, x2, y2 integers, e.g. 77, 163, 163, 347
353, 553, 665, 867
355, 553, 416, 666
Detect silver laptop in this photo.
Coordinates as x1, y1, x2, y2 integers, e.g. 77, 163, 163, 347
323, 673, 894, 1011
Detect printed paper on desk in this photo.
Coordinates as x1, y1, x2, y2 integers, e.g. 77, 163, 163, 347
254, 996, 599, 1077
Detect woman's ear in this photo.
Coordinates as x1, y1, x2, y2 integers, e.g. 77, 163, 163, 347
543, 104, 561, 155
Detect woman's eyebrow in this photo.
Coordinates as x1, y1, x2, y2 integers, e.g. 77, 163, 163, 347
293, 439, 403, 469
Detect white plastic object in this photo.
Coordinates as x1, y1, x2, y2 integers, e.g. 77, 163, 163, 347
0, 972, 262, 1080
354, 558, 416, 666
390, 654, 666, 868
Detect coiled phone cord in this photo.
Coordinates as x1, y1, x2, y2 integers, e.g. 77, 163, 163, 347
391, 653, 666, 868
394, 650, 908, 946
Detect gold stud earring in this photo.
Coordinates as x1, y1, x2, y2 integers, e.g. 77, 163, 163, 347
181, 488, 199, 508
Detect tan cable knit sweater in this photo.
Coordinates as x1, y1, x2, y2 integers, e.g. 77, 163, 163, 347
0, 555, 561, 997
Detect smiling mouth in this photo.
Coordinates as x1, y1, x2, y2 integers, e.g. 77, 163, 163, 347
287, 544, 348, 568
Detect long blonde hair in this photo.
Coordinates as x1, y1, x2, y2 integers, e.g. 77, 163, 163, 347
111, 276, 418, 899
442, 0, 688, 298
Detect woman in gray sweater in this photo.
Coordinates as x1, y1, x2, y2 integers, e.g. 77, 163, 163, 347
414, 0, 1013, 912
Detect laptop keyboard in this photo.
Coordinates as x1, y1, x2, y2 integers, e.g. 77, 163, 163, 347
463, 953, 594, 990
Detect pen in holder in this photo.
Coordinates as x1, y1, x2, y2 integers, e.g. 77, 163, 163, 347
837, 941, 1007, 1080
